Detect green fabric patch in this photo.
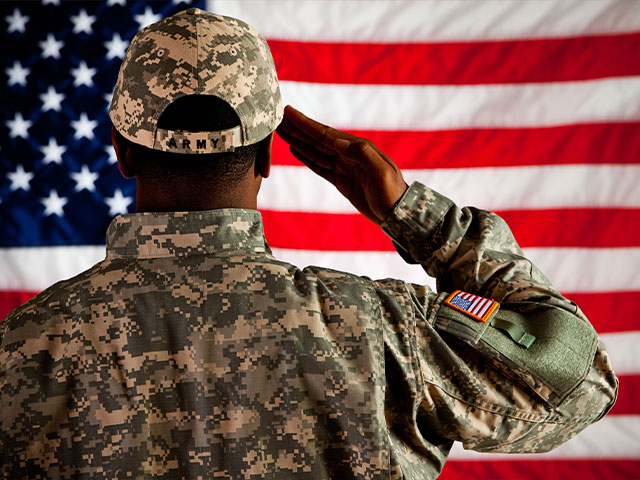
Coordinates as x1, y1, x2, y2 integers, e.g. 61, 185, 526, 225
490, 317, 536, 348
435, 303, 598, 403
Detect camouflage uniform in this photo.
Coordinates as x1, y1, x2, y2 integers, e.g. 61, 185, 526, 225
0, 181, 618, 479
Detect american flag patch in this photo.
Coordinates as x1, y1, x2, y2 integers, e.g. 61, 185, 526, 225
444, 290, 499, 323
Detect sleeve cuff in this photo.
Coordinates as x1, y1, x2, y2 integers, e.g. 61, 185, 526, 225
380, 181, 455, 263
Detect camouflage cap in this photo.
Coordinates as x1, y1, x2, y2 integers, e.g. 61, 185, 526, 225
109, 8, 283, 154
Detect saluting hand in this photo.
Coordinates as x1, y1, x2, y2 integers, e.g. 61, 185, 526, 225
276, 106, 408, 225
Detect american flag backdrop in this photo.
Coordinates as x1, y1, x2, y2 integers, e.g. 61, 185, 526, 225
1, 0, 639, 478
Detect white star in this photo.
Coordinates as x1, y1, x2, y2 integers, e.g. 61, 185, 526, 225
5, 61, 30, 87
42, 0, 61, 5
70, 9, 96, 35
104, 145, 117, 164
5, 8, 29, 34
40, 138, 67, 164
172, 0, 192, 4
71, 112, 98, 140
107, 0, 126, 6
105, 189, 133, 216
71, 165, 99, 192
104, 33, 128, 60
42, 190, 68, 217
39, 33, 64, 59
104, 90, 113, 106
6, 112, 32, 139
134, 7, 161, 30
39, 86, 65, 112
7, 165, 34, 191
71, 61, 96, 88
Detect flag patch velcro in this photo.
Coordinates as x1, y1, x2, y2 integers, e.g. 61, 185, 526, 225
444, 290, 499, 323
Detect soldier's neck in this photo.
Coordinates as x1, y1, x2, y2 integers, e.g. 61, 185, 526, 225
134, 175, 261, 213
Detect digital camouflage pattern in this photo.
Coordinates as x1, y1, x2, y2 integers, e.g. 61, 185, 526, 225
0, 182, 618, 479
109, 8, 283, 154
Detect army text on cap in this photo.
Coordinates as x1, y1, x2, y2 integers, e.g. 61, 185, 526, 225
154, 126, 241, 154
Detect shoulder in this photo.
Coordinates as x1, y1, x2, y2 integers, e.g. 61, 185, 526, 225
0, 259, 108, 344
297, 263, 417, 313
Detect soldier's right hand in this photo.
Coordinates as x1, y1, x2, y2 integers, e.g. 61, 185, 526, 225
276, 105, 408, 225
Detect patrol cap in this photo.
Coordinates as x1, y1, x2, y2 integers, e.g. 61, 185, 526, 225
109, 8, 283, 154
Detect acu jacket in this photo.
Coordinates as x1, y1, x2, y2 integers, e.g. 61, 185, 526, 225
0, 182, 618, 479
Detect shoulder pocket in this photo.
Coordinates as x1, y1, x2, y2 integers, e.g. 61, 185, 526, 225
434, 300, 598, 407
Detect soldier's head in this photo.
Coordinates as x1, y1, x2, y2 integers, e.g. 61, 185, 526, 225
109, 9, 282, 211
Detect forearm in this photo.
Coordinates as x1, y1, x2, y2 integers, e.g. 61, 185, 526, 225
382, 181, 576, 314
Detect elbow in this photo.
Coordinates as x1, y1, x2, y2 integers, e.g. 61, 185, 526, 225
551, 342, 618, 426
541, 344, 619, 452
493, 344, 618, 455
579, 344, 619, 423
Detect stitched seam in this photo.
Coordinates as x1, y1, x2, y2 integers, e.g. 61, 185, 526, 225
194, 12, 200, 94
403, 283, 428, 406
107, 249, 268, 260
369, 283, 391, 478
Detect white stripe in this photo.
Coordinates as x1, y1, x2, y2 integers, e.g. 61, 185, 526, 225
523, 248, 640, 295
477, 300, 493, 319
261, 165, 640, 212
1, 246, 639, 297
0, 246, 105, 291
599, 331, 640, 376
449, 415, 640, 459
209, 0, 640, 42
270, 248, 640, 294
468, 296, 483, 314
279, 77, 640, 131
471, 298, 487, 315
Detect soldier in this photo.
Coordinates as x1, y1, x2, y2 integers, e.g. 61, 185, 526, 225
0, 8, 617, 479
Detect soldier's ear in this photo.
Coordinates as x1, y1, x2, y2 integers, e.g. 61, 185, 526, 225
255, 132, 273, 179
111, 127, 136, 179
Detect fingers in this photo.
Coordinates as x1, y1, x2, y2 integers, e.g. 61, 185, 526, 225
277, 107, 380, 172
280, 105, 333, 146
290, 140, 335, 172
277, 105, 359, 152
277, 118, 336, 163
276, 126, 336, 169
289, 147, 336, 186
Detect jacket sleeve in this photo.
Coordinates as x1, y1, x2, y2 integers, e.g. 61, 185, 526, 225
377, 181, 618, 453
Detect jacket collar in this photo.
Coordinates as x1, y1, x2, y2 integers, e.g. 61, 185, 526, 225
106, 209, 270, 259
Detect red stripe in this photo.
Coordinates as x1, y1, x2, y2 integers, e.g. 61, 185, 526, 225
273, 123, 640, 168
439, 459, 640, 480
0, 290, 36, 321
269, 33, 640, 85
262, 210, 391, 251
564, 291, 640, 334
611, 375, 640, 416
497, 209, 640, 249
261, 209, 640, 250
